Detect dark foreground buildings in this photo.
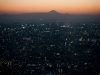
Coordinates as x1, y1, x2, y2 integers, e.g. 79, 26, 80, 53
0, 19, 100, 75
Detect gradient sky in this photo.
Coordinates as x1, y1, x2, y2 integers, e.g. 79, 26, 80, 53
0, 0, 100, 14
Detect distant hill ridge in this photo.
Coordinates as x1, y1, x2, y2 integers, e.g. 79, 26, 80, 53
0, 10, 100, 21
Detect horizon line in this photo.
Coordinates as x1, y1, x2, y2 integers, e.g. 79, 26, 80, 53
0, 10, 100, 16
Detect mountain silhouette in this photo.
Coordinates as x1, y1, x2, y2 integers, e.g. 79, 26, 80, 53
0, 10, 100, 21
48, 10, 60, 14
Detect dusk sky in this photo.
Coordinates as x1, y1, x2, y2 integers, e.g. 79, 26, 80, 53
0, 0, 100, 15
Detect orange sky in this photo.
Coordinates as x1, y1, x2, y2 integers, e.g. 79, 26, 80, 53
0, 0, 100, 15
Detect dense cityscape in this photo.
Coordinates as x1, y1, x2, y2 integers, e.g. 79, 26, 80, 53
0, 20, 100, 75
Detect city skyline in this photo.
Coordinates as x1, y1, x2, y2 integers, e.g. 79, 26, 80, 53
0, 0, 100, 15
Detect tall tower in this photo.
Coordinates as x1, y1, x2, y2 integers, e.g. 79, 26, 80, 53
65, 38, 67, 46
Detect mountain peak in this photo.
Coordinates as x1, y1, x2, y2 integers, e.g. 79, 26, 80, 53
48, 10, 60, 14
